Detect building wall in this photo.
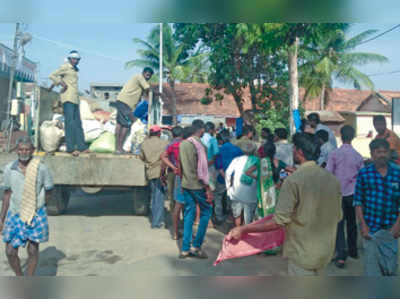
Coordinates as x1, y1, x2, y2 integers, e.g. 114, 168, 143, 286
175, 115, 229, 125
356, 115, 391, 137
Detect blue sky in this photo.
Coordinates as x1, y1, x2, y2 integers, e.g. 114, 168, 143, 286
0, 23, 399, 92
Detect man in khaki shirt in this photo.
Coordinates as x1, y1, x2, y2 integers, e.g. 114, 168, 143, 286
179, 120, 214, 259
49, 50, 88, 156
115, 67, 153, 154
234, 125, 256, 153
228, 133, 342, 276
140, 125, 169, 228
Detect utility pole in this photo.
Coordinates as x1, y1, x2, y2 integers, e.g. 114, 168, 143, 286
158, 23, 163, 125
6, 23, 20, 152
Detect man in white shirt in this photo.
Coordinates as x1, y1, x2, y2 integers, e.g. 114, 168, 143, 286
316, 130, 336, 168
274, 128, 294, 167
225, 142, 258, 227
308, 113, 337, 148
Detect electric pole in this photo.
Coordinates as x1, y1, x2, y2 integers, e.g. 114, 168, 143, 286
5, 23, 20, 152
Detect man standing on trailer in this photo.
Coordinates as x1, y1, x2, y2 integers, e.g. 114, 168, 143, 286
115, 67, 157, 154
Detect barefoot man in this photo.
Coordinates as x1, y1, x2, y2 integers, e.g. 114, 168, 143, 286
0, 137, 54, 276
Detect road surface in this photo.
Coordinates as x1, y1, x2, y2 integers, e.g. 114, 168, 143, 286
0, 188, 368, 276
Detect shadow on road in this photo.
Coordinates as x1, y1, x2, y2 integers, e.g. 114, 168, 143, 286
63, 189, 138, 217
35, 246, 66, 276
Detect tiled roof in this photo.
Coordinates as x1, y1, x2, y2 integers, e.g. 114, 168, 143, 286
302, 88, 400, 112
153, 83, 252, 117
151, 83, 400, 117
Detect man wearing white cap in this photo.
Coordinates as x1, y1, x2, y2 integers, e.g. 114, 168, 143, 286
49, 50, 88, 156
140, 125, 169, 228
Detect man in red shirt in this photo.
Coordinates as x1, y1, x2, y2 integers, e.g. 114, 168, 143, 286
373, 115, 400, 164
161, 126, 184, 240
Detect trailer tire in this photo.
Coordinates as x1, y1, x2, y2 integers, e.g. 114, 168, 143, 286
132, 186, 149, 216
47, 186, 70, 216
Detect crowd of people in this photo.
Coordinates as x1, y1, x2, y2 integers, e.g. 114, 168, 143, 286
138, 112, 400, 276
0, 50, 399, 276
1, 110, 400, 276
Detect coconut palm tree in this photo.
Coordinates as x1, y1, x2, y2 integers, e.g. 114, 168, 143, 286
300, 28, 389, 110
126, 23, 209, 124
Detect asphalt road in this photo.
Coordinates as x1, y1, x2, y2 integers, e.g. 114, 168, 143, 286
0, 188, 370, 276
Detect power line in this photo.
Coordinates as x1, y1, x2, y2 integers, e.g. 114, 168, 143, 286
32, 34, 127, 63
368, 69, 400, 76
359, 24, 400, 45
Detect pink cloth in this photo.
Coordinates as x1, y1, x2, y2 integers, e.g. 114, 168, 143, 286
188, 136, 209, 185
214, 215, 285, 266
326, 144, 364, 196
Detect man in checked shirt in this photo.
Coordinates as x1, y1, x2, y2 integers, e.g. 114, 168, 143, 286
354, 138, 400, 276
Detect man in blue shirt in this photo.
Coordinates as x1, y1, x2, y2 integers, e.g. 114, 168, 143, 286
214, 129, 243, 224
354, 138, 400, 276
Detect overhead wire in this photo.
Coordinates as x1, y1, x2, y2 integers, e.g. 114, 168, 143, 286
32, 34, 127, 63
358, 24, 400, 45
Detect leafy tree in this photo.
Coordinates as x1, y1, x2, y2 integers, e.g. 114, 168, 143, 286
126, 23, 209, 124
300, 28, 388, 109
174, 23, 289, 121
174, 23, 349, 133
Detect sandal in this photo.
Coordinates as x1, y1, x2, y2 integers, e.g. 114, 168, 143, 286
190, 248, 208, 259
334, 260, 345, 269
179, 251, 192, 259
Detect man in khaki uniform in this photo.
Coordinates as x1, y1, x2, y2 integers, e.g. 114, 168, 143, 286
49, 50, 88, 156
115, 67, 154, 154
228, 133, 342, 276
235, 125, 256, 153
140, 125, 169, 228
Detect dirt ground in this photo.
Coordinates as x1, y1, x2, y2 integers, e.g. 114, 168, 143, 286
0, 189, 372, 276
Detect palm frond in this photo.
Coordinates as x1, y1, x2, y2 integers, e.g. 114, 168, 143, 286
344, 29, 379, 50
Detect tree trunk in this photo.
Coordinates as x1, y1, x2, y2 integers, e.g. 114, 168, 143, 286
288, 37, 299, 136
233, 93, 244, 119
320, 84, 326, 110
249, 80, 258, 114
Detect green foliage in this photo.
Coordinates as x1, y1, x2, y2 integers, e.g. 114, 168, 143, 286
255, 108, 289, 134
126, 23, 209, 84
200, 97, 213, 105
299, 26, 388, 102
174, 23, 291, 119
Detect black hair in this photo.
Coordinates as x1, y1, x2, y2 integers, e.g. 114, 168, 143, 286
150, 131, 160, 137
262, 127, 271, 134
263, 140, 279, 182
340, 125, 355, 143
373, 115, 386, 123
316, 130, 329, 143
219, 129, 231, 144
143, 67, 154, 75
182, 126, 195, 139
205, 122, 215, 133
16, 136, 34, 148
370, 138, 390, 152
292, 133, 321, 161
242, 125, 255, 136
274, 128, 288, 140
216, 133, 223, 144
307, 113, 320, 124
172, 126, 183, 138
192, 119, 205, 133
300, 118, 308, 132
